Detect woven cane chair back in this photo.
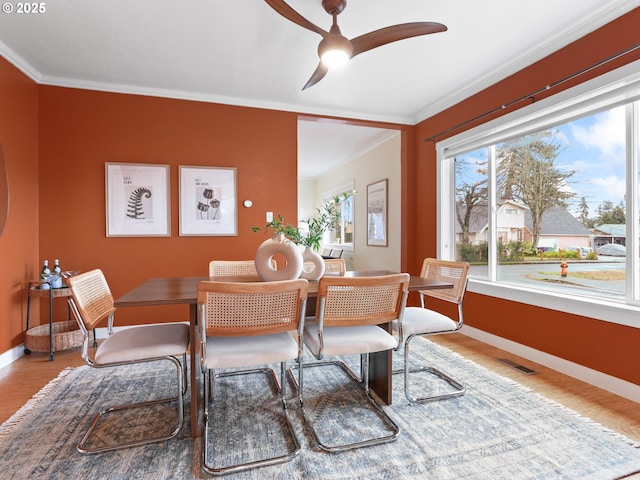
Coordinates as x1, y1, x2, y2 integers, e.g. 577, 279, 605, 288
323, 258, 346, 275
66, 269, 116, 331
198, 279, 308, 336
209, 260, 275, 277
316, 273, 410, 328
418, 258, 469, 305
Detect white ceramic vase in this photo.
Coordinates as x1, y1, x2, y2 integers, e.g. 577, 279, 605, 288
300, 246, 325, 281
255, 232, 303, 281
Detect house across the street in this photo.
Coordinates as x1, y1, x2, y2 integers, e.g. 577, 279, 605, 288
457, 201, 593, 251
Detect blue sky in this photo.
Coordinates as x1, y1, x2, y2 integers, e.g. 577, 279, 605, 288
455, 105, 628, 222
554, 105, 626, 217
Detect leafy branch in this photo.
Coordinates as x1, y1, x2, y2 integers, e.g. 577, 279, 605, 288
252, 192, 354, 250
251, 214, 302, 243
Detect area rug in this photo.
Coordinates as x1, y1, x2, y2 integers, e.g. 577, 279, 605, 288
2, 338, 640, 480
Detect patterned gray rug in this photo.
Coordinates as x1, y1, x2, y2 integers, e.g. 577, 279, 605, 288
2, 337, 640, 479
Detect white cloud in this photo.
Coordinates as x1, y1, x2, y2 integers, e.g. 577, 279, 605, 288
590, 175, 625, 202
560, 159, 591, 172
554, 129, 570, 145
570, 106, 625, 158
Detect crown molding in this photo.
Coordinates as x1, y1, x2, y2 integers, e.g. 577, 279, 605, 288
1, 1, 637, 127
38, 74, 412, 125
411, 0, 640, 124
0, 39, 41, 83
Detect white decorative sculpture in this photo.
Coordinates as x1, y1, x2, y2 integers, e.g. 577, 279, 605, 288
255, 233, 303, 281
300, 247, 325, 281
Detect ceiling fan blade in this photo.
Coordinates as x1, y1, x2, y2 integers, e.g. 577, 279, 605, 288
264, 0, 328, 37
351, 22, 447, 57
302, 62, 329, 90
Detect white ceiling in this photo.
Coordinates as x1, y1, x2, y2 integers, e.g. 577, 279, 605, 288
0, 0, 637, 178
297, 120, 399, 179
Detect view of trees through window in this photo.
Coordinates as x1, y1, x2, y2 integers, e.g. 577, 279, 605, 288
323, 190, 355, 246
452, 104, 633, 302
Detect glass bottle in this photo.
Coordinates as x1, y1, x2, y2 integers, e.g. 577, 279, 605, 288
40, 260, 51, 290
52, 259, 62, 288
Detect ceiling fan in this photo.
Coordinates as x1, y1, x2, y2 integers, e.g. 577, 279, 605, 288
264, 0, 447, 90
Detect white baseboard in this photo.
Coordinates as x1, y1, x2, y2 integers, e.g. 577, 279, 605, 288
461, 325, 640, 403
0, 344, 25, 370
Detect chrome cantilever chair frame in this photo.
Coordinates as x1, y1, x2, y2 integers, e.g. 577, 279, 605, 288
291, 273, 409, 452
198, 279, 308, 476
394, 258, 469, 404
66, 269, 189, 454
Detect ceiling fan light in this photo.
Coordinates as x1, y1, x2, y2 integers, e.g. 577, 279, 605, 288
318, 34, 353, 69
321, 49, 350, 68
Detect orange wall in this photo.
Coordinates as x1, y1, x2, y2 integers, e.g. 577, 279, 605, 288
1, 8, 639, 387
0, 57, 39, 353
38, 87, 300, 326
411, 8, 640, 384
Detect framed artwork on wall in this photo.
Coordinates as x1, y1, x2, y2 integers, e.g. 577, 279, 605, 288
179, 166, 237, 236
367, 178, 388, 247
105, 163, 170, 237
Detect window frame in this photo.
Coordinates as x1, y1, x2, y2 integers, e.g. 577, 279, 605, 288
321, 180, 355, 251
436, 60, 640, 329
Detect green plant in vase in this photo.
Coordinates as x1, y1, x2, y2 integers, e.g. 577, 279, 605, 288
251, 214, 302, 243
251, 192, 353, 250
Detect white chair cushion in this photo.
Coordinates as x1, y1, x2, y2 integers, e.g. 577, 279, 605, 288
304, 323, 398, 358
95, 323, 189, 364
393, 306, 458, 336
205, 332, 298, 369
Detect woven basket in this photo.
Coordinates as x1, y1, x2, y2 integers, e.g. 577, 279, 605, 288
25, 320, 83, 352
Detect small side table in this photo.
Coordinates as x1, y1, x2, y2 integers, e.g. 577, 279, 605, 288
25, 281, 73, 361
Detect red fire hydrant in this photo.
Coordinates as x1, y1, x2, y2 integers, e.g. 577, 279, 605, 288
560, 260, 568, 277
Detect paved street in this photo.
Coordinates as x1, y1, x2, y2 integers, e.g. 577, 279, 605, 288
470, 257, 626, 300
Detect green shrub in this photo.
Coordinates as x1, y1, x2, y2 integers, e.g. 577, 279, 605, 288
538, 249, 579, 259
498, 241, 530, 262
458, 242, 488, 263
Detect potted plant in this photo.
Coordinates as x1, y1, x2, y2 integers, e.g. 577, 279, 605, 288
252, 193, 353, 280
252, 193, 351, 250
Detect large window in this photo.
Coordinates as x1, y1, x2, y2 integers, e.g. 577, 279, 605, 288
437, 61, 640, 328
322, 181, 355, 249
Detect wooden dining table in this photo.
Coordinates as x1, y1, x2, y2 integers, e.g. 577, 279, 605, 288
114, 271, 452, 437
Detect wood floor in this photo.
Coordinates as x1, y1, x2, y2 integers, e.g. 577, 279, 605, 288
432, 335, 640, 442
0, 346, 86, 424
1, 334, 639, 476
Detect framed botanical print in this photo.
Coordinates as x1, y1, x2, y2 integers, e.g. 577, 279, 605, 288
105, 163, 170, 237
179, 166, 238, 236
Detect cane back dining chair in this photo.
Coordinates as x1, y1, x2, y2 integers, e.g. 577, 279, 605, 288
393, 258, 469, 403
198, 278, 308, 476
295, 273, 410, 452
208, 259, 274, 278
206, 259, 278, 400
323, 257, 346, 275
66, 269, 189, 454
